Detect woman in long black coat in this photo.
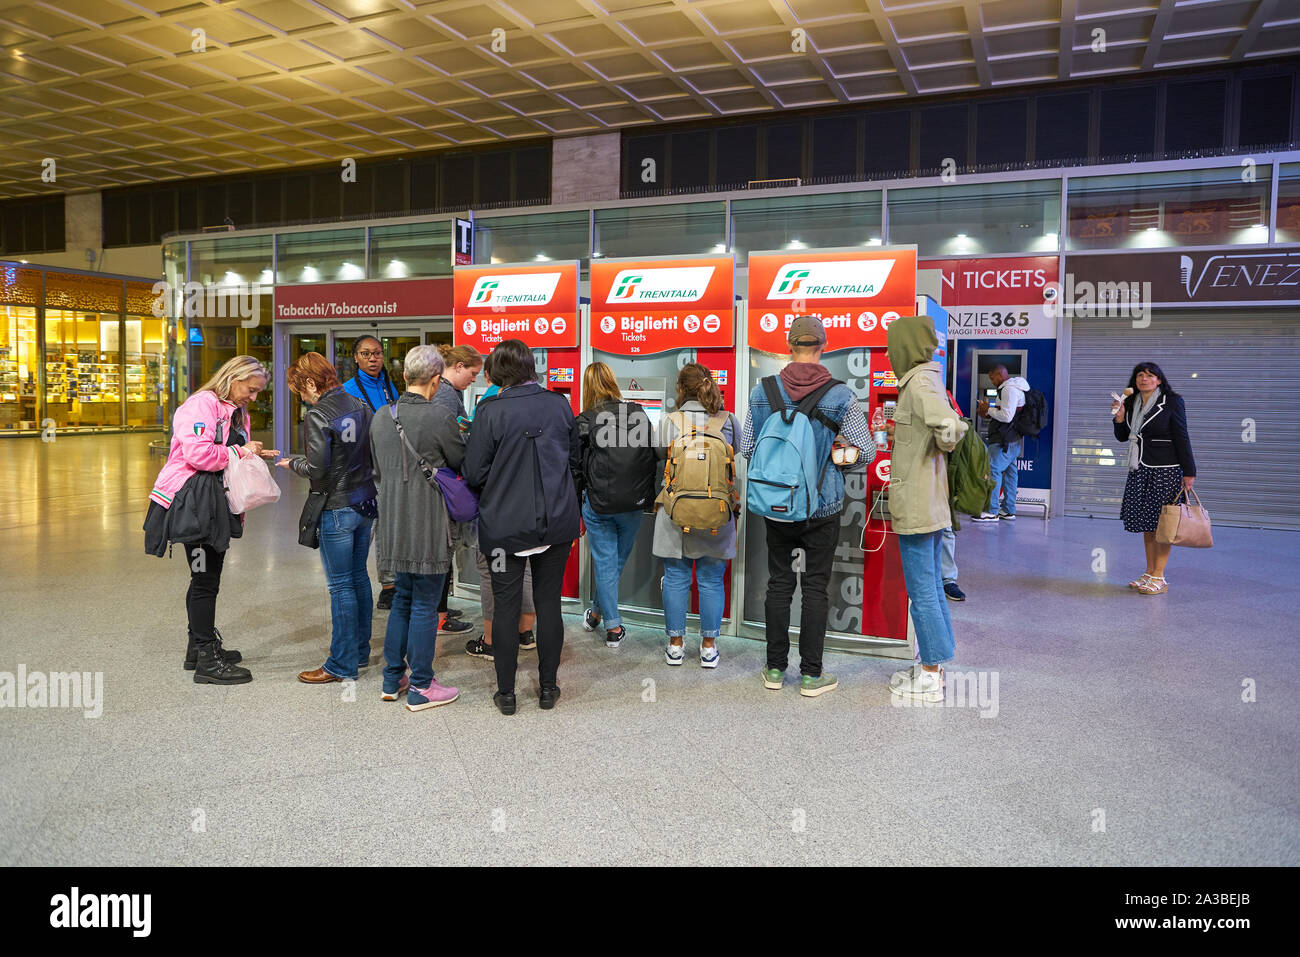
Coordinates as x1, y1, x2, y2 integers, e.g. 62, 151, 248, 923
463, 339, 581, 714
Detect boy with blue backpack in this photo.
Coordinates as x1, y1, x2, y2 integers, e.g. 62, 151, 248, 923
739, 316, 875, 697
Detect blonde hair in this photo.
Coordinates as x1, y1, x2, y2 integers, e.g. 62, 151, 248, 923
582, 361, 622, 412
199, 355, 267, 401
437, 344, 483, 370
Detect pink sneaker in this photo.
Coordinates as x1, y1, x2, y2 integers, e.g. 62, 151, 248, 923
381, 675, 409, 701
406, 680, 459, 711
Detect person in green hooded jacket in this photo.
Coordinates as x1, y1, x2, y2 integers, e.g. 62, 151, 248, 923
884, 314, 967, 703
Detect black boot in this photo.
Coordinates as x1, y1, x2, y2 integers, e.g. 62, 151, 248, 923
183, 628, 242, 671
193, 645, 252, 684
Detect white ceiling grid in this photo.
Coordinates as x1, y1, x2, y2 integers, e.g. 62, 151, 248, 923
0, 0, 1294, 198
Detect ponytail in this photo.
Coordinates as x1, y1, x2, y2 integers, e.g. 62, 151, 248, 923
676, 362, 723, 416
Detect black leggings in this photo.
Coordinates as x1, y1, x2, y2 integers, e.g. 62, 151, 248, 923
183, 542, 226, 651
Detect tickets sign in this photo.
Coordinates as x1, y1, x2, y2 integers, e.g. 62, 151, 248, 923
747, 247, 917, 353
590, 256, 734, 355
922, 256, 1060, 340
453, 262, 579, 350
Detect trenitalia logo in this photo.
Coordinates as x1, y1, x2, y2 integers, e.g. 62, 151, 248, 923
605, 266, 715, 304
467, 272, 561, 308
767, 260, 896, 300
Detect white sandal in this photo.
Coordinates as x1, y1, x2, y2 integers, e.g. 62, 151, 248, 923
1138, 576, 1168, 596
1128, 573, 1154, 589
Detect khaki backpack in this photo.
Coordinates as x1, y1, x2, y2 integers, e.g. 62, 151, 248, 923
655, 411, 739, 535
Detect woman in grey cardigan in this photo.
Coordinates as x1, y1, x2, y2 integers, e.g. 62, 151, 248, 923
369, 345, 466, 712
653, 363, 740, 669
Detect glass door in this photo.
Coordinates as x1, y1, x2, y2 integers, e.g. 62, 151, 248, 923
333, 329, 422, 396
286, 331, 327, 454
278, 321, 453, 454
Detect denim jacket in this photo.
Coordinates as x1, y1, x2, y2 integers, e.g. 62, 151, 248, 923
741, 376, 869, 521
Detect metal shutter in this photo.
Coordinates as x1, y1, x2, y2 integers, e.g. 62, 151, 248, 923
1065, 309, 1300, 529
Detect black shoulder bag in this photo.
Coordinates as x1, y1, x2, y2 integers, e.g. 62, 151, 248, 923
297, 453, 352, 549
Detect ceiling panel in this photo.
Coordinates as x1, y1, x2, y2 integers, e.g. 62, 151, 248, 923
0, 0, 1290, 198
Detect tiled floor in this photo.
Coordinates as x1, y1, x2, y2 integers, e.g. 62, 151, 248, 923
2, 434, 1297, 865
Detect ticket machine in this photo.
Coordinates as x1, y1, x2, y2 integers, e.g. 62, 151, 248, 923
587, 254, 738, 626
452, 261, 583, 606
744, 246, 936, 654
858, 294, 948, 644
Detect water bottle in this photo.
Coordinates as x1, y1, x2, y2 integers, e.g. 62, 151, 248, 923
871, 406, 888, 450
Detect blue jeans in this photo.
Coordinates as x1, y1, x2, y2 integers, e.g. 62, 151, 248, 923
988, 439, 1022, 514
941, 526, 957, 584
583, 499, 641, 631
897, 531, 956, 667
319, 507, 374, 680
662, 556, 727, 640
383, 571, 445, 692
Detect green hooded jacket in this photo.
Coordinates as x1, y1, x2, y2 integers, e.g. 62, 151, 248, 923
885, 315, 968, 535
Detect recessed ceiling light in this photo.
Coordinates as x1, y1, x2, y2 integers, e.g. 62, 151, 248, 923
955, 233, 968, 239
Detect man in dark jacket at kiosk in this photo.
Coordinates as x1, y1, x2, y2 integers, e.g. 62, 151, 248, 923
463, 339, 581, 715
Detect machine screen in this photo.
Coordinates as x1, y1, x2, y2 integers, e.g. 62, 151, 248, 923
629, 397, 663, 430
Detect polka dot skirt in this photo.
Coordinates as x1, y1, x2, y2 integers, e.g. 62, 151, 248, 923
1121, 465, 1184, 533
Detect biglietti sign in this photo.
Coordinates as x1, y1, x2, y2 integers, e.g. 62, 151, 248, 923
1066, 249, 1300, 305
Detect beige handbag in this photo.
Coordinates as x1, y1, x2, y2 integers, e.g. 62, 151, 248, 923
1156, 487, 1213, 548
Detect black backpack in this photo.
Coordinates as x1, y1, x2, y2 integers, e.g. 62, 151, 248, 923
581, 400, 657, 514
1012, 387, 1048, 438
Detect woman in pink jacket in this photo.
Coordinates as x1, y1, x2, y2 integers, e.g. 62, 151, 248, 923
144, 355, 278, 684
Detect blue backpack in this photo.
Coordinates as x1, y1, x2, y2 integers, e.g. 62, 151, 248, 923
746, 377, 842, 523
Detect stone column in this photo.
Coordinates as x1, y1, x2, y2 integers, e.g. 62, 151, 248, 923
551, 132, 621, 205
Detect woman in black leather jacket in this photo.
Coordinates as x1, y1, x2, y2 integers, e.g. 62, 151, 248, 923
278, 352, 379, 682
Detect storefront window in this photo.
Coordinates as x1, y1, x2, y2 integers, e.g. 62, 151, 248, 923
1066, 165, 1272, 249
369, 221, 451, 277
889, 179, 1061, 256
164, 243, 187, 413
732, 191, 883, 264
474, 211, 589, 267
594, 202, 727, 259
45, 310, 122, 430
183, 303, 273, 442
124, 316, 167, 428
0, 305, 38, 432
190, 234, 274, 287
1277, 163, 1300, 243
276, 228, 366, 284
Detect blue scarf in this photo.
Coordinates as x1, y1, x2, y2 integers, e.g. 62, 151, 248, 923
354, 368, 395, 411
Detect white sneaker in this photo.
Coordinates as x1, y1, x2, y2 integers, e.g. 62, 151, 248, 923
665, 642, 685, 666
971, 512, 999, 522
700, 643, 719, 668
890, 665, 945, 702
889, 663, 921, 688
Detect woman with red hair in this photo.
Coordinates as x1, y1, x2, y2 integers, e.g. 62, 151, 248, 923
278, 352, 379, 683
